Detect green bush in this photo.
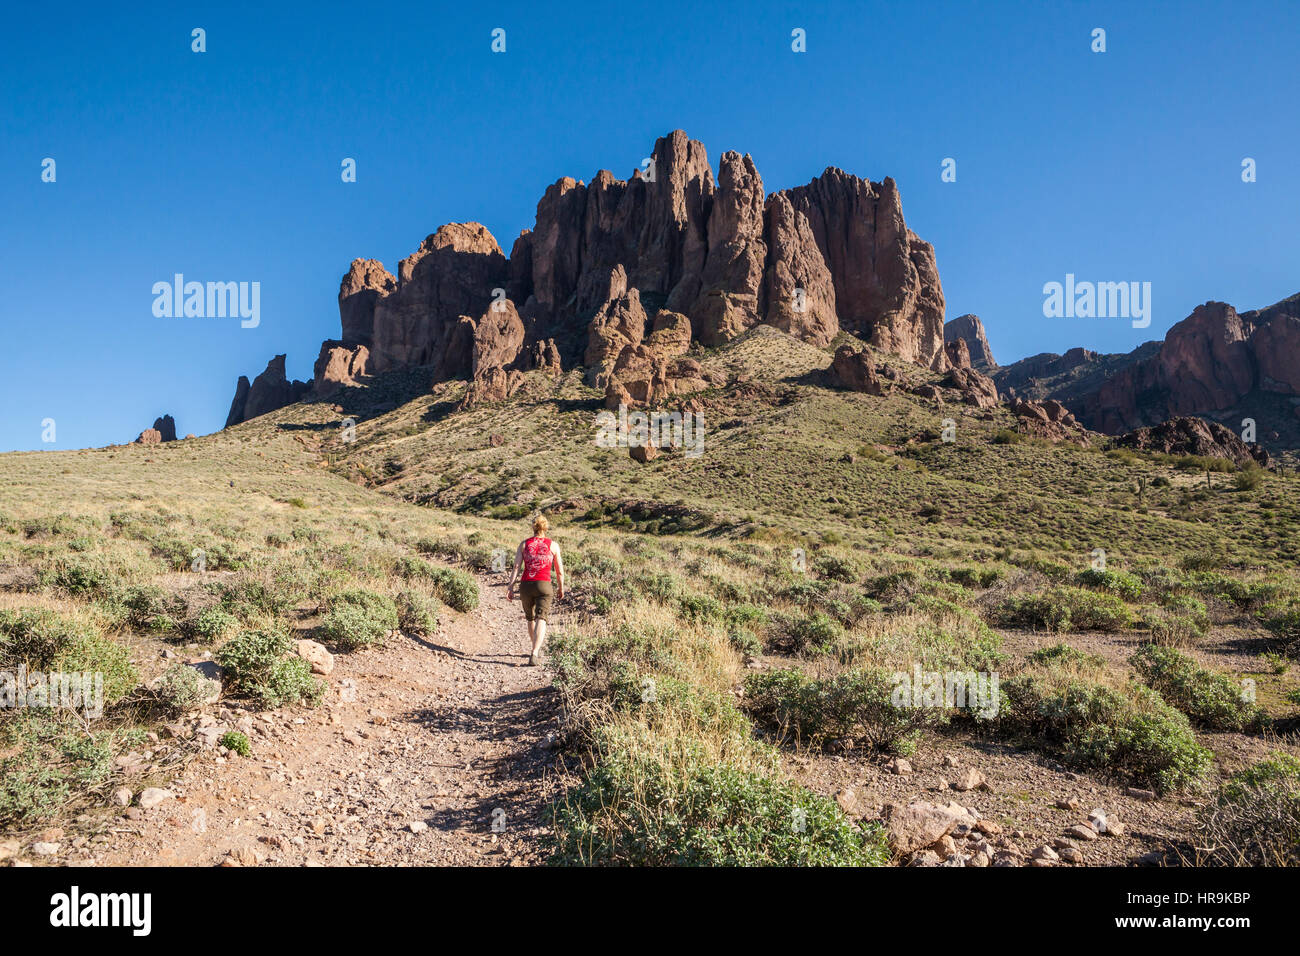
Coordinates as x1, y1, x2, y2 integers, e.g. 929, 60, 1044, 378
998, 671, 1210, 792
744, 667, 943, 752
1129, 644, 1264, 732
191, 607, 240, 643
320, 589, 398, 650
397, 589, 439, 636
216, 628, 322, 708
153, 662, 217, 712
220, 730, 251, 757
767, 612, 843, 655
999, 586, 1133, 632
548, 749, 887, 866
428, 567, 479, 612
0, 608, 137, 704
1077, 568, 1144, 600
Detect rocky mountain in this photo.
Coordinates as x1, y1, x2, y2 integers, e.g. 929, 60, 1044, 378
1116, 416, 1269, 467
1077, 294, 1300, 434
134, 415, 177, 445
223, 130, 948, 425
943, 314, 996, 371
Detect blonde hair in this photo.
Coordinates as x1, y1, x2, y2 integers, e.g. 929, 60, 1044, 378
532, 514, 549, 536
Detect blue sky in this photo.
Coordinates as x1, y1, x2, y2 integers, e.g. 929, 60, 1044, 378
3, 0, 1297, 451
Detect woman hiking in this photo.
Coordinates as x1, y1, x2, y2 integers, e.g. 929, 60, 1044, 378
506, 514, 564, 666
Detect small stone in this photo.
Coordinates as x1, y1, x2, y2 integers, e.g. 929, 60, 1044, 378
408, 821, 428, 834
1055, 797, 1080, 811
112, 788, 133, 807
974, 820, 1002, 836
886, 757, 913, 775
934, 835, 958, 858
31, 842, 60, 857
1059, 846, 1084, 863
968, 850, 991, 867
1067, 823, 1099, 841
942, 754, 960, 768
1126, 787, 1157, 802
138, 787, 173, 809
951, 768, 987, 792
295, 639, 335, 676
1031, 845, 1059, 861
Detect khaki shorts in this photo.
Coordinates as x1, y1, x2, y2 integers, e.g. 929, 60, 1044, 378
519, 580, 553, 621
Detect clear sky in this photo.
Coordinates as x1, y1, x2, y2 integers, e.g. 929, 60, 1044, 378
3, 0, 1297, 451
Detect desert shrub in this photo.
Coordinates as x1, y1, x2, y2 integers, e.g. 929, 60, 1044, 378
220, 730, 251, 757
396, 589, 439, 636
1076, 567, 1144, 600
0, 713, 119, 827
1027, 642, 1105, 669
1234, 466, 1264, 492
217, 628, 322, 707
39, 556, 120, 600
998, 669, 1210, 792
1198, 754, 1300, 865
191, 607, 240, 643
728, 627, 763, 657
426, 567, 479, 612
766, 612, 843, 655
949, 566, 1003, 589
999, 586, 1132, 632
215, 573, 300, 618
0, 608, 137, 703
548, 744, 887, 866
677, 593, 725, 623
1140, 607, 1206, 647
319, 589, 399, 650
813, 554, 859, 583
1129, 644, 1264, 732
152, 662, 217, 712
863, 569, 919, 602
744, 667, 943, 752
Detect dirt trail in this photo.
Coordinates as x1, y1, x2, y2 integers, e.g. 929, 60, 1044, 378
90, 573, 565, 867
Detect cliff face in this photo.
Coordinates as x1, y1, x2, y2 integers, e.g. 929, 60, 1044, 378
944, 315, 996, 371
223, 130, 950, 424
1076, 294, 1300, 433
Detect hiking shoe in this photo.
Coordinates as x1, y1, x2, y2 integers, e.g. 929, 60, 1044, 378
529, 651, 539, 667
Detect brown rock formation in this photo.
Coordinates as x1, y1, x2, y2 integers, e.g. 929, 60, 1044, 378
1116, 417, 1268, 466
138, 415, 177, 443
338, 259, 396, 347
584, 266, 648, 389
135, 428, 162, 446
777, 170, 946, 367
225, 355, 311, 427
1078, 294, 1300, 434
1012, 398, 1089, 445
228, 131, 958, 427
944, 366, 998, 408
829, 345, 886, 396
313, 341, 369, 395
692, 151, 767, 344
944, 314, 996, 370
368, 223, 507, 375
763, 193, 838, 347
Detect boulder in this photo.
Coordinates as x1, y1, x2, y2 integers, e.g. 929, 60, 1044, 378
829, 345, 886, 396
882, 801, 963, 856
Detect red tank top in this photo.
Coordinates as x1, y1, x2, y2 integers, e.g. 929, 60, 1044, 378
521, 537, 554, 582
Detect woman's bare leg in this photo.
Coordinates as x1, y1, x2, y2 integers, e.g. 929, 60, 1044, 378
533, 618, 548, 657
